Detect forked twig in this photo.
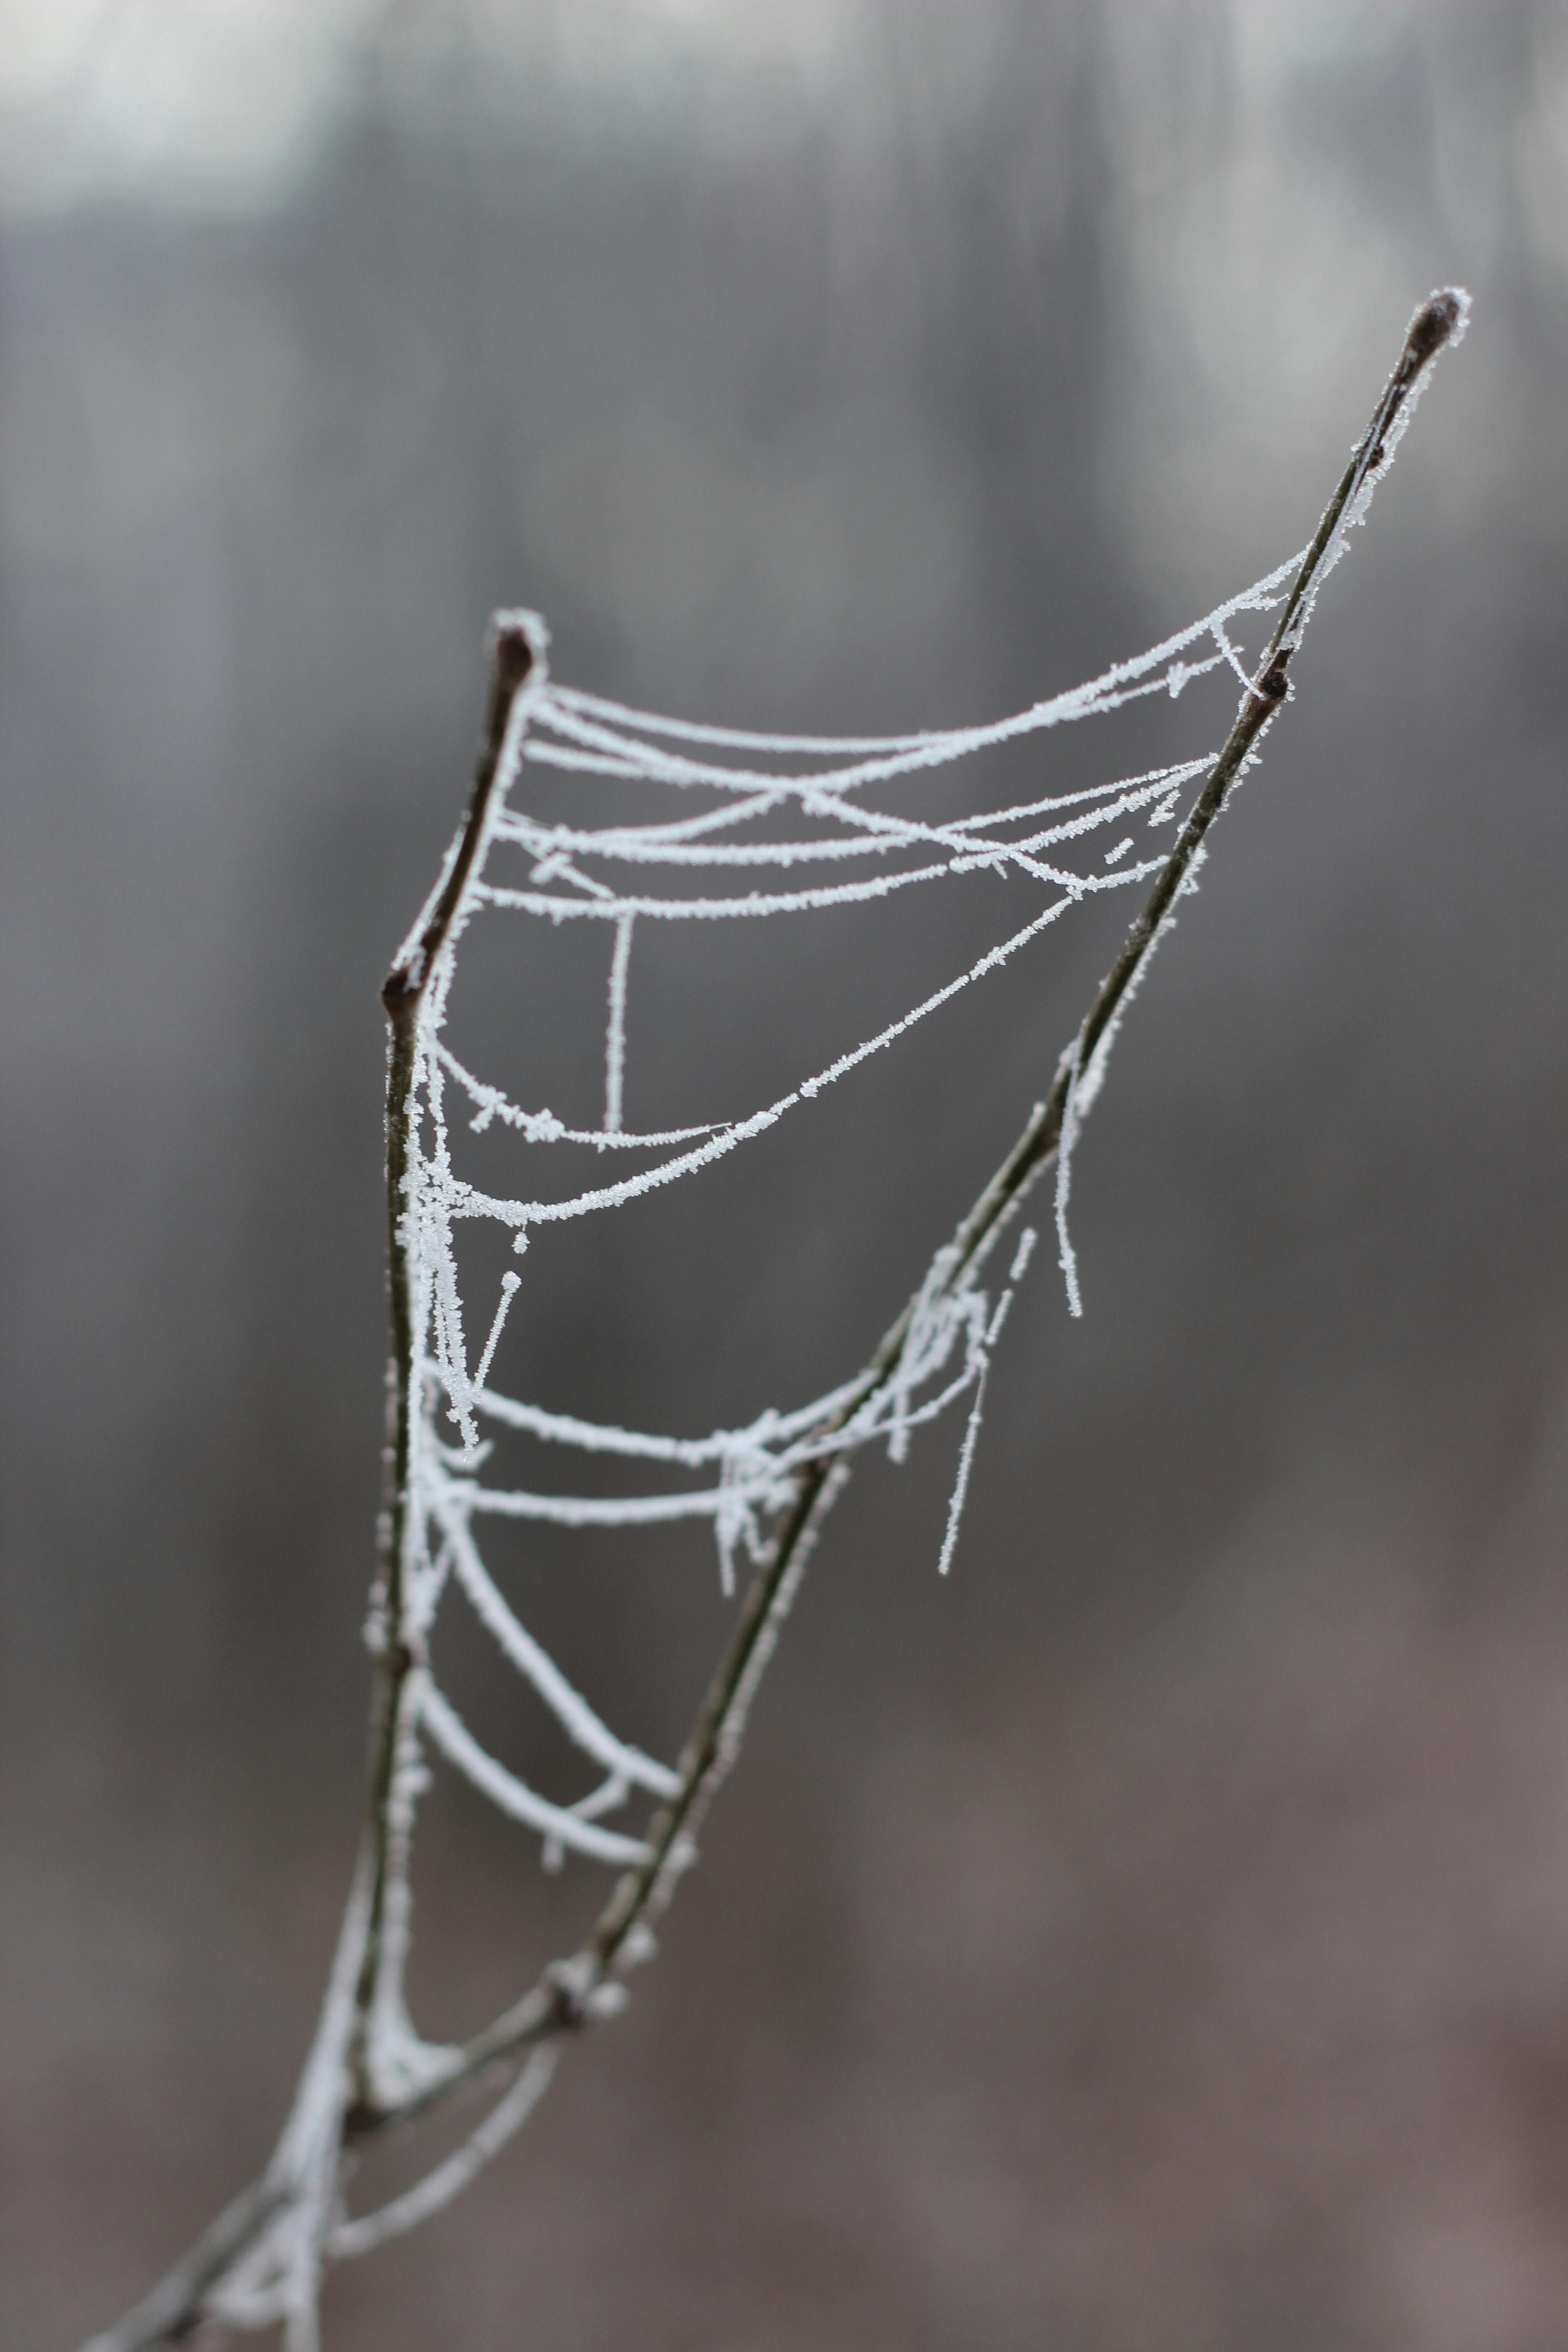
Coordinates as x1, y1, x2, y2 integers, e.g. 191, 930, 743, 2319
84, 289, 1466, 2352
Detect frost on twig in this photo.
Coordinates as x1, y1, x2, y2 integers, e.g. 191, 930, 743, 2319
85, 289, 1467, 2352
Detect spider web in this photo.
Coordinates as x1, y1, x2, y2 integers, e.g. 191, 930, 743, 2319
192, 553, 1310, 2339
383, 551, 1303, 1876
79, 286, 1471, 2352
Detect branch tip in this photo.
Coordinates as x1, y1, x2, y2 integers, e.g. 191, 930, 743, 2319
1406, 286, 1470, 369
487, 607, 549, 696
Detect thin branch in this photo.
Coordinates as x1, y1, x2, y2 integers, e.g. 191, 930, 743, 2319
353, 613, 539, 2108
79, 2180, 289, 2352
83, 289, 1465, 2352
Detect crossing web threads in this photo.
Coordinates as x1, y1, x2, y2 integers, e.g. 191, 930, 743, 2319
379, 550, 1304, 1893
153, 537, 1375, 2344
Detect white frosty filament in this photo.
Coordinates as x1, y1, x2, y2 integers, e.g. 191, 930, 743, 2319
374, 550, 1320, 1961
604, 912, 634, 1132
1054, 1034, 1087, 1320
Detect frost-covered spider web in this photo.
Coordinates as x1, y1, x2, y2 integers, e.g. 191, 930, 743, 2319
184, 552, 1317, 2342
383, 552, 1306, 1887
82, 286, 1468, 2352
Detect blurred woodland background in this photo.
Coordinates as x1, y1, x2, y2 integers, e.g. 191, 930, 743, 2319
5, 4, 1568, 2347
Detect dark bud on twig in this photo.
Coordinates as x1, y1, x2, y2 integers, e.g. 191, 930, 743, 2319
1406, 287, 1465, 369
490, 620, 535, 694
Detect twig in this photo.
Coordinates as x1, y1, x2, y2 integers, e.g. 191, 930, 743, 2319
356, 616, 537, 2109
83, 288, 1466, 2352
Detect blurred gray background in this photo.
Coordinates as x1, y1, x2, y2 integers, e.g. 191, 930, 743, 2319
4, 4, 1568, 2347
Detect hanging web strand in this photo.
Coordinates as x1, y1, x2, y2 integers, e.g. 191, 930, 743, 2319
1054, 1034, 1086, 1320
604, 914, 634, 1132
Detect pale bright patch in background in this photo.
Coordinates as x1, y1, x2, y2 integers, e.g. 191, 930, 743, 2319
0, 0, 383, 213
530, 399, 976, 673
1104, 2, 1415, 596
1098, 0, 1546, 594
0, 0, 856, 215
